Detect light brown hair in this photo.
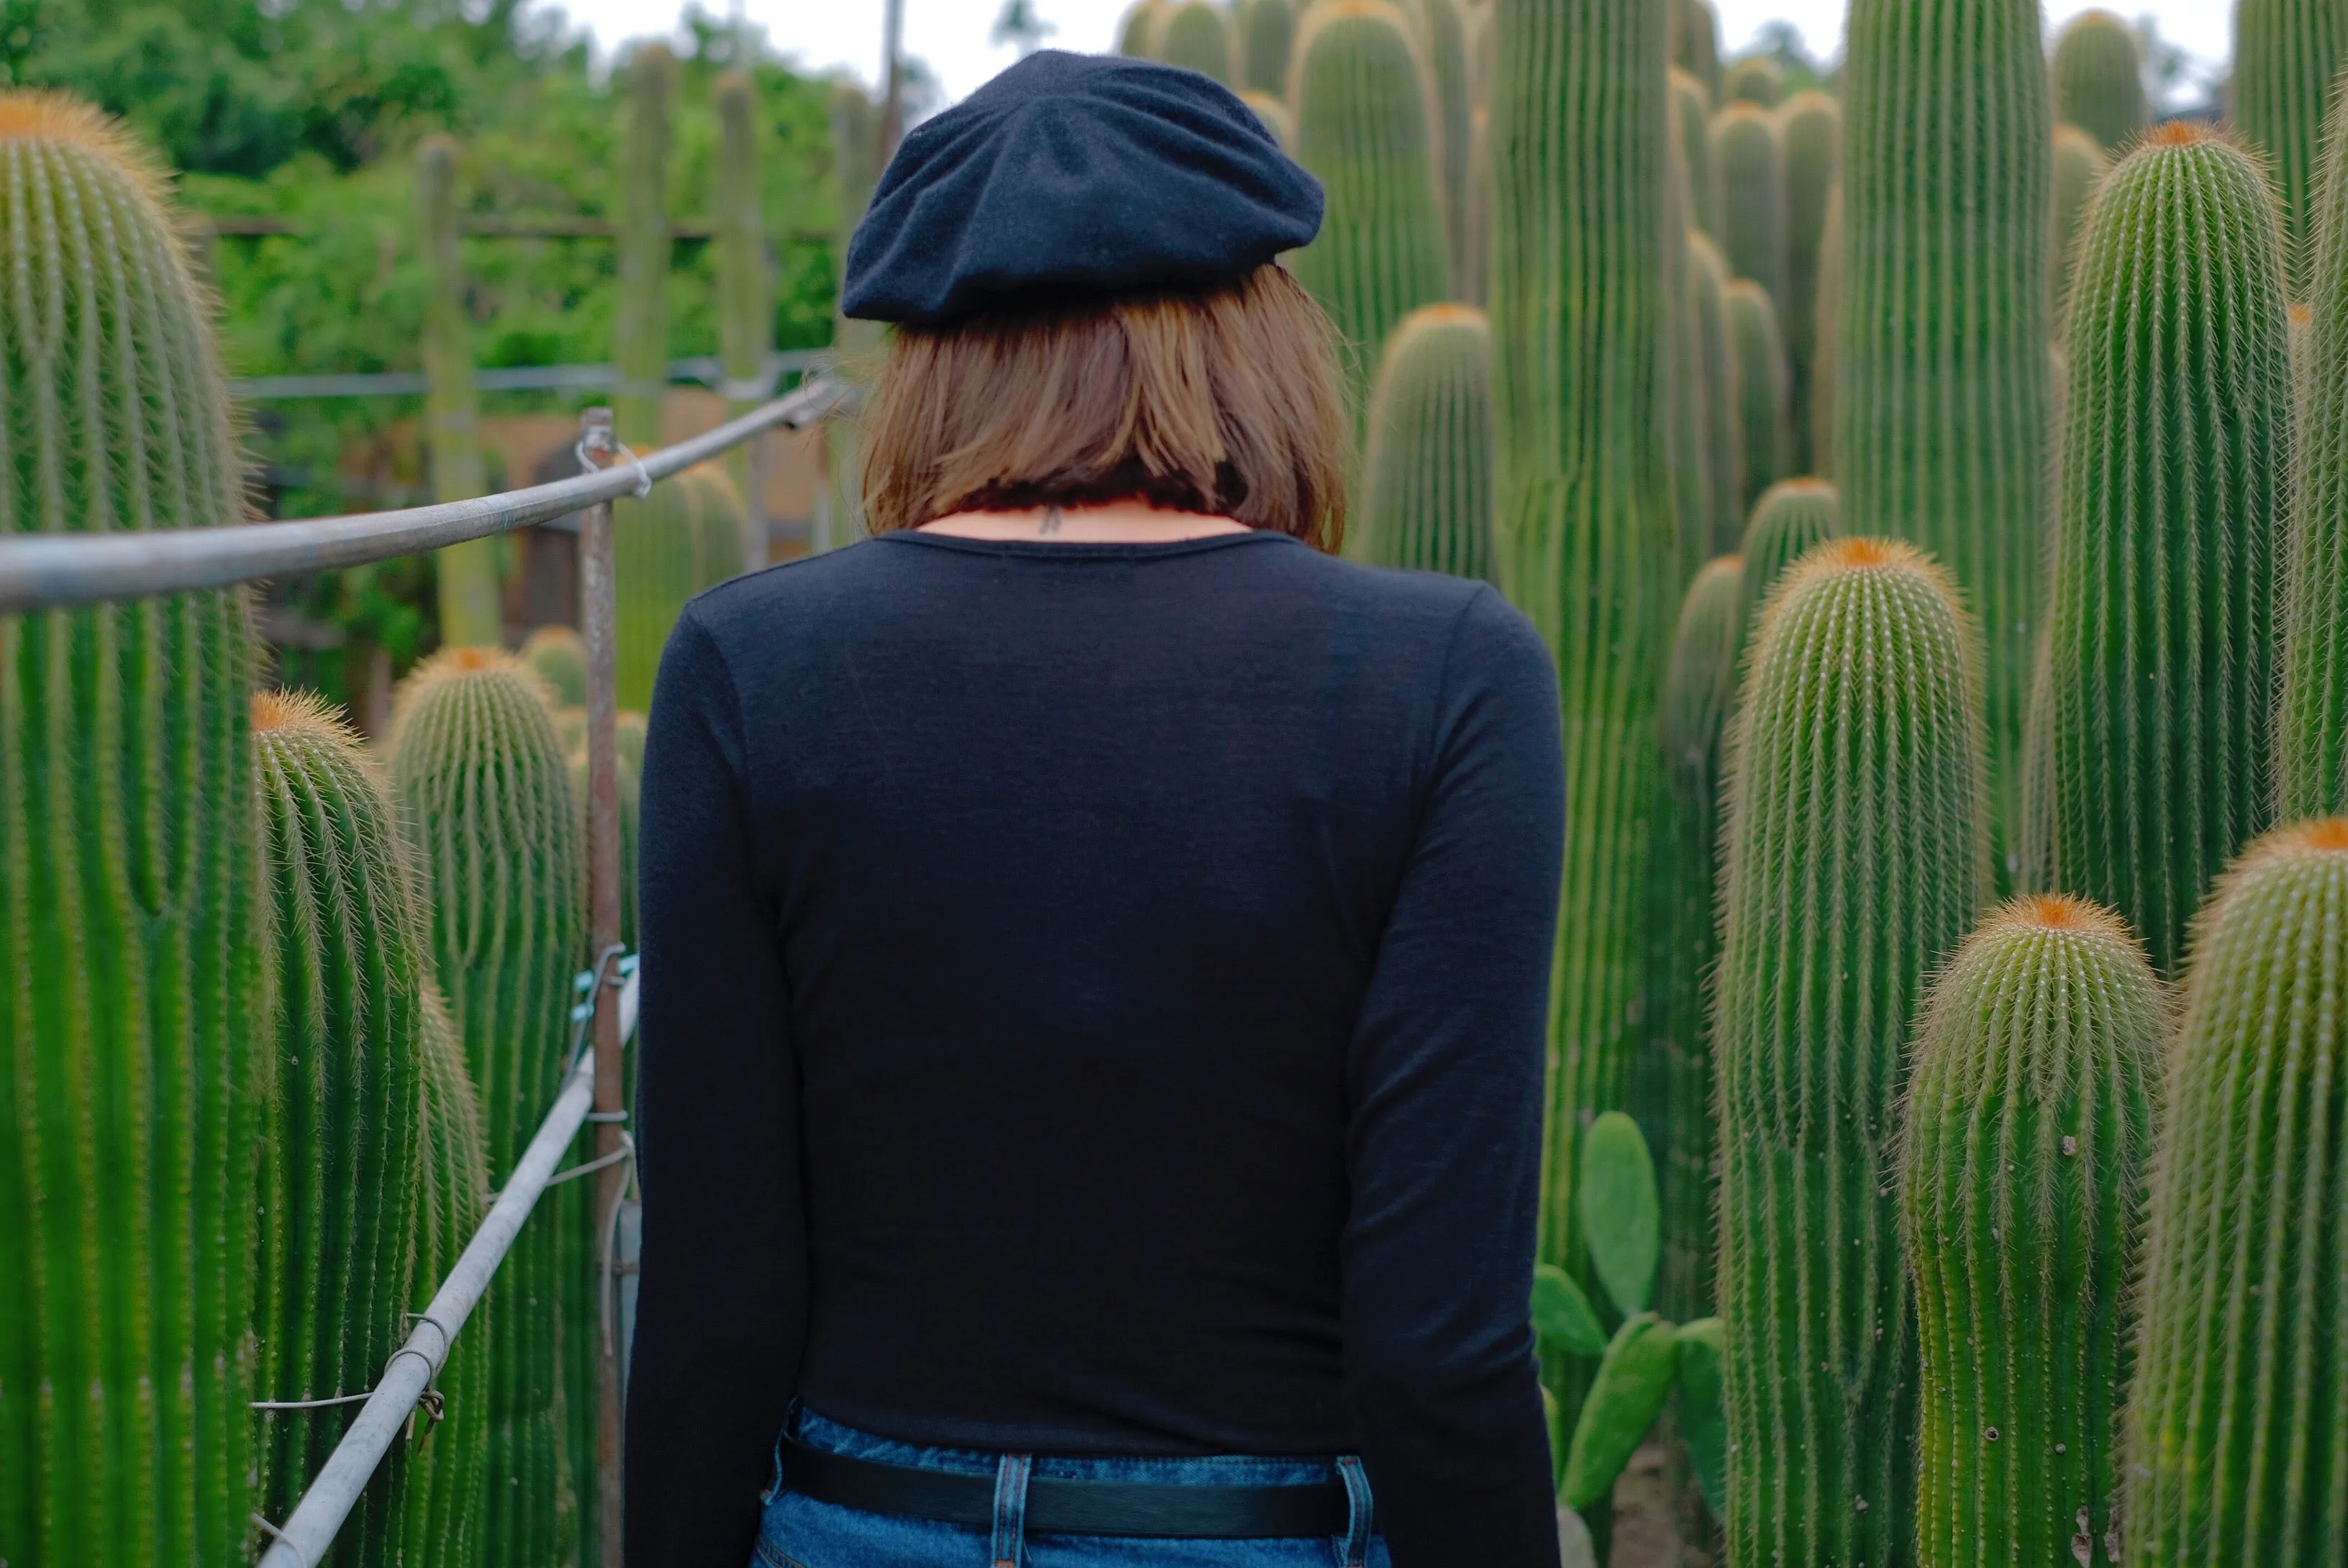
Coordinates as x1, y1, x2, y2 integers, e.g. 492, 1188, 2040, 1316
857, 263, 1350, 550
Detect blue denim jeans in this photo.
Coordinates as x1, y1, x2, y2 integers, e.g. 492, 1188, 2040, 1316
752, 1409, 1393, 1568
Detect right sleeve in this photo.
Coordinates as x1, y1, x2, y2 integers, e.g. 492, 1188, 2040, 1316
622, 608, 805, 1568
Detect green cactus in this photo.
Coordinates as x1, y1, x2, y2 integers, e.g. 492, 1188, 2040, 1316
521, 625, 588, 711
1651, 555, 1742, 1326
1811, 184, 1844, 475
1673, 0, 1721, 101
2278, 85, 2348, 816
567, 744, 640, 950
1690, 233, 1745, 556
2052, 124, 2109, 320
0, 94, 264, 1568
1724, 280, 1792, 514
1417, 0, 1475, 298
825, 84, 884, 548
1157, 1, 1234, 82
251, 693, 430, 1567
715, 68, 768, 578
1779, 89, 1838, 472
2051, 10, 2149, 154
389, 649, 586, 1568
1715, 537, 1991, 1567
2028, 125, 2285, 975
1712, 104, 1786, 315
417, 135, 499, 647
1900, 894, 2160, 1568
616, 463, 747, 714
1357, 304, 1494, 578
616, 44, 675, 450
1840, 0, 2050, 880
1239, 0, 1294, 94
1673, 69, 1718, 238
2229, 0, 2348, 294
1116, 0, 1170, 55
1488, 0, 1675, 1438
1733, 478, 1841, 652
1289, 0, 1449, 415
1722, 55, 1783, 109
2123, 818, 2348, 1564
1239, 88, 1296, 152
1664, 98, 1716, 584
404, 983, 488, 1568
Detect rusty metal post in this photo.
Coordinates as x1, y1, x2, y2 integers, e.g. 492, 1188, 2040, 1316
577, 406, 629, 1567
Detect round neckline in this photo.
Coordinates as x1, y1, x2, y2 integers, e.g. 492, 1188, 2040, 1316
878, 529, 1303, 562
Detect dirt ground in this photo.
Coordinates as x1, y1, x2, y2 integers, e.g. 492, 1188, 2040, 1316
1606, 1443, 1711, 1568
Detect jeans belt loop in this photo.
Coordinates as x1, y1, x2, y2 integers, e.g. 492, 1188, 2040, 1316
991, 1452, 1033, 1568
1337, 1455, 1374, 1567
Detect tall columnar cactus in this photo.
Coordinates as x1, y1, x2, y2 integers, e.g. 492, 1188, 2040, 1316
1715, 537, 1991, 1567
616, 463, 748, 713
2278, 84, 2348, 816
389, 650, 586, 1568
1358, 304, 1495, 579
404, 983, 488, 1568
1811, 185, 1844, 474
1489, 0, 1675, 1434
1665, 99, 1716, 585
2230, 0, 2348, 294
1673, 0, 1721, 101
1672, 69, 1717, 237
2051, 10, 2149, 154
1240, 89, 1296, 152
2029, 125, 2286, 975
1734, 478, 1841, 650
1724, 280, 1791, 514
1157, 1, 1234, 82
0, 93, 264, 1568
1779, 89, 1838, 471
1841, 0, 2050, 875
1650, 555, 1742, 1326
2052, 124, 2110, 320
1419, 0, 1475, 298
521, 624, 588, 711
1116, 0, 1170, 55
825, 84, 884, 548
417, 135, 499, 647
2124, 819, 2348, 1565
1690, 233, 1744, 556
616, 44, 675, 450
1900, 895, 2161, 1568
714, 69, 769, 577
1723, 55, 1783, 109
251, 692, 430, 1568
1713, 103, 1786, 313
1240, 0, 1295, 94
1289, 0, 1450, 414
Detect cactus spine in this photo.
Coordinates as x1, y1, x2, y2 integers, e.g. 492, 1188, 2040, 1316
251, 693, 429, 1567
404, 983, 488, 1567
1734, 478, 1841, 649
2029, 126, 2285, 975
1900, 895, 2161, 1568
615, 463, 747, 714
2229, 0, 2348, 294
1489, 0, 1674, 1436
1240, 0, 1295, 94
1358, 304, 1495, 578
1157, 1, 1235, 82
2124, 819, 2348, 1564
1779, 89, 1838, 471
616, 44, 675, 450
1715, 538, 1991, 1567
1724, 279, 1791, 514
1840, 0, 2050, 875
1673, 70, 1718, 238
1712, 103, 1786, 312
1690, 233, 1744, 556
1651, 555, 1742, 1325
2052, 124, 2109, 320
390, 650, 586, 1568
1289, 1, 1449, 414
1722, 55, 1783, 109
0, 94, 263, 1568
714, 69, 768, 577
418, 136, 499, 647
2051, 10, 2149, 154
2278, 86, 2348, 816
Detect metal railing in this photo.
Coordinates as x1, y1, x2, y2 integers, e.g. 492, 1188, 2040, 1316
0, 371, 847, 1568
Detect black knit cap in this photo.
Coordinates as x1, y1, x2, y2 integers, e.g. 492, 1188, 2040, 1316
840, 50, 1324, 326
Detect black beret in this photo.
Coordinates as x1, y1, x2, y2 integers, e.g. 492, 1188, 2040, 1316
841, 50, 1324, 326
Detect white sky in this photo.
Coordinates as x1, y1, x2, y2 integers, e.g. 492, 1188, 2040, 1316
550, 1, 2233, 109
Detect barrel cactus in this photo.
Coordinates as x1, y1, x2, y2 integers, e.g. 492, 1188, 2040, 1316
616, 462, 748, 713
2029, 125, 2286, 975
2124, 819, 2348, 1565
2231, 0, 2348, 295
1289, 0, 1449, 414
1712, 102, 1786, 314
1723, 279, 1791, 514
1901, 895, 2162, 1568
1157, 0, 1234, 82
2052, 124, 2109, 319
1690, 233, 1744, 556
1358, 304, 1494, 579
1779, 89, 1838, 471
418, 135, 499, 647
1488, 0, 1675, 1435
1715, 537, 1991, 1566
1724, 55, 1783, 109
1116, 0, 1170, 55
389, 649, 587, 1568
1239, 0, 1294, 94
1671, 70, 1716, 237
1840, 0, 2050, 875
568, 743, 641, 949
0, 91, 265, 1568
2051, 10, 2149, 154
1733, 477, 1840, 651
616, 44, 675, 450
521, 625, 588, 711
403, 982, 489, 1567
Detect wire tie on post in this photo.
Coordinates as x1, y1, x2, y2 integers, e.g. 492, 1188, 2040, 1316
403, 1311, 452, 1371
544, 1144, 635, 1188
574, 433, 652, 498
253, 1512, 314, 1568
252, 1390, 376, 1411
585, 1109, 629, 1123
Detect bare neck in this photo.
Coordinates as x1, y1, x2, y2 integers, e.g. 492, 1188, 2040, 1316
916, 502, 1250, 544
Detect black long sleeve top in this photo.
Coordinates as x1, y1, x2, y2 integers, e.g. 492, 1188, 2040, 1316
622, 529, 1565, 1568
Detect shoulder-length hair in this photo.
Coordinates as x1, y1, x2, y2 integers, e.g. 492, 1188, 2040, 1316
857, 263, 1349, 551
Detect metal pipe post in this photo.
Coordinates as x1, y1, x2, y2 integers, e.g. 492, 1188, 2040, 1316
577, 406, 629, 1567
